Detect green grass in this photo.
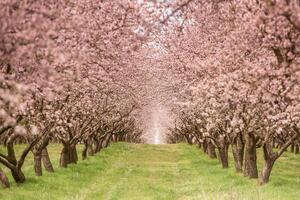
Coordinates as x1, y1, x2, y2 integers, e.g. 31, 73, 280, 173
0, 143, 299, 200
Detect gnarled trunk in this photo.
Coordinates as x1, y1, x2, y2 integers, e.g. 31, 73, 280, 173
3, 134, 37, 183
243, 133, 258, 178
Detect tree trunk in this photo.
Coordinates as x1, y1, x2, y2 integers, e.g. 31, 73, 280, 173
203, 140, 208, 154
243, 133, 258, 178
102, 139, 108, 149
188, 135, 193, 145
259, 158, 276, 185
232, 135, 244, 173
70, 145, 78, 164
82, 141, 88, 160
218, 146, 229, 168
259, 135, 298, 185
60, 144, 70, 168
60, 143, 78, 168
197, 141, 202, 149
11, 167, 26, 183
185, 135, 192, 145
88, 141, 94, 156
94, 140, 99, 153
207, 141, 217, 159
0, 168, 10, 188
96, 140, 102, 153
33, 152, 42, 176
217, 136, 229, 168
102, 135, 112, 149
291, 143, 295, 153
259, 143, 277, 185
295, 145, 299, 154
42, 148, 54, 172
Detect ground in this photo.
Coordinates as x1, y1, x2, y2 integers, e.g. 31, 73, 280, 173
0, 143, 299, 200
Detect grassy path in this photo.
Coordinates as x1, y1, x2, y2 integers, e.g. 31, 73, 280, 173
0, 143, 299, 200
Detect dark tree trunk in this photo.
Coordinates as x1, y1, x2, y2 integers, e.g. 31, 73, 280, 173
11, 168, 26, 183
232, 135, 244, 173
197, 141, 202, 149
207, 141, 217, 159
102, 138, 108, 149
94, 140, 100, 153
95, 139, 103, 153
243, 133, 258, 178
82, 141, 88, 160
60, 144, 77, 167
60, 144, 69, 168
3, 134, 37, 183
33, 152, 42, 176
291, 143, 295, 153
189, 135, 193, 145
102, 134, 113, 149
193, 136, 202, 149
88, 141, 94, 156
70, 145, 78, 164
0, 168, 10, 188
203, 140, 208, 154
185, 135, 193, 145
42, 148, 54, 172
295, 145, 299, 154
115, 135, 119, 142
